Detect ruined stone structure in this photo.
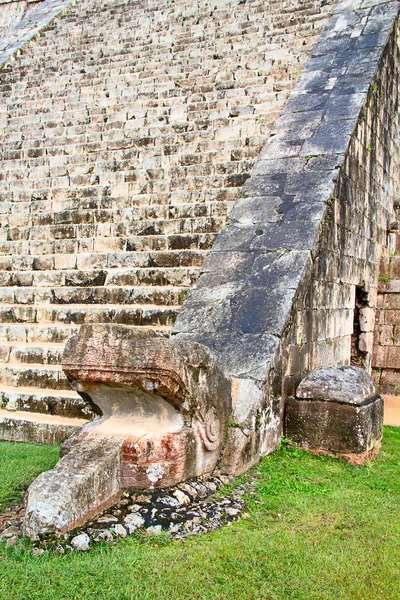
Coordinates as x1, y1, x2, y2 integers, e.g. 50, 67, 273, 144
0, 0, 398, 537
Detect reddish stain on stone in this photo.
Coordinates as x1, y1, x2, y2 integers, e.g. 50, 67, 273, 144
121, 432, 187, 488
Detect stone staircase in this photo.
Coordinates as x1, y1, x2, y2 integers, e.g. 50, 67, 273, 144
0, 0, 333, 441
0, 258, 199, 422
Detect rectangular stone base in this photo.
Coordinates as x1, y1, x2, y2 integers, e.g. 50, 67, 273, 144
285, 395, 384, 455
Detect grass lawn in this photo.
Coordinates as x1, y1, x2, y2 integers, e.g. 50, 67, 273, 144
1, 428, 400, 600
0, 442, 59, 512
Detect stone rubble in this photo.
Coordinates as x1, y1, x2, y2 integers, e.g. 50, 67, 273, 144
0, 473, 257, 553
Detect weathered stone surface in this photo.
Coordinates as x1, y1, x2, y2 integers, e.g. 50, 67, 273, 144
70, 533, 90, 552
0, 0, 73, 66
0, 0, 334, 431
24, 435, 123, 539
4, 472, 251, 552
0, 0, 44, 43
23, 323, 232, 537
174, 0, 399, 475
4, 0, 399, 540
285, 367, 383, 458
296, 366, 378, 405
0, 409, 85, 444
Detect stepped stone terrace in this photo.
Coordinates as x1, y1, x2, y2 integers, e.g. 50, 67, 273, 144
0, 0, 398, 538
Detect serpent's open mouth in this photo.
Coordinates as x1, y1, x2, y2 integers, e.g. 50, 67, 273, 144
23, 324, 231, 537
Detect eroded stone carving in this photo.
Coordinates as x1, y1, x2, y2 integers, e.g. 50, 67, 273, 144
24, 325, 231, 538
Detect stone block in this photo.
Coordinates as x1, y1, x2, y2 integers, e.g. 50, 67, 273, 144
285, 366, 383, 461
386, 346, 400, 369
359, 307, 374, 331
359, 331, 374, 353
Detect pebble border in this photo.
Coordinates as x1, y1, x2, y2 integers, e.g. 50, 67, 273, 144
0, 473, 258, 553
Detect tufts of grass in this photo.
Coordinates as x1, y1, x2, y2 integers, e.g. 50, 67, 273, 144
0, 442, 59, 511
1, 429, 400, 600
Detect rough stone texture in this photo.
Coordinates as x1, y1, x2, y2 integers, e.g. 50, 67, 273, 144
0, 0, 334, 429
281, 12, 400, 415
296, 366, 377, 405
1, 473, 253, 551
0, 1, 42, 41
70, 533, 90, 551
61, 324, 231, 485
23, 323, 232, 537
0, 0, 72, 66
0, 1, 44, 37
1, 0, 399, 537
24, 435, 123, 538
372, 249, 400, 394
0, 408, 85, 443
286, 367, 383, 458
174, 0, 400, 471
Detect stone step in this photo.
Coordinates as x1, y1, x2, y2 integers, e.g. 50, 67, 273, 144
0, 267, 200, 288
0, 250, 207, 272
2, 199, 227, 221
0, 209, 224, 225
0, 0, 320, 64
4, 31, 312, 87
0, 304, 180, 327
0, 0, 333, 447
2, 217, 225, 239
0, 341, 64, 365
0, 322, 170, 344
0, 363, 72, 391
0, 285, 189, 306
0, 384, 92, 420
0, 234, 217, 255
0, 323, 79, 343
0, 408, 88, 445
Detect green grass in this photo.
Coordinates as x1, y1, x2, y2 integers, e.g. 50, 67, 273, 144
1, 429, 400, 600
0, 442, 59, 511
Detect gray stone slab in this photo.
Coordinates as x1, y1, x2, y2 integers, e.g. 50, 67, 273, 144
212, 221, 320, 253
285, 91, 331, 114
0, 0, 73, 66
230, 196, 284, 224
174, 332, 279, 381
296, 366, 378, 405
323, 93, 367, 121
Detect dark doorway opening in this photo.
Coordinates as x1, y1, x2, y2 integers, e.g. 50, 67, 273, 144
350, 286, 369, 368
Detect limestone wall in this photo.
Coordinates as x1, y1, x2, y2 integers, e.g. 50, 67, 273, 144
174, 0, 399, 470
281, 25, 400, 400
372, 246, 400, 394
0, 0, 399, 463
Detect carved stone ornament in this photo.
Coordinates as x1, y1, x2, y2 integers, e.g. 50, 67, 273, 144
24, 324, 231, 538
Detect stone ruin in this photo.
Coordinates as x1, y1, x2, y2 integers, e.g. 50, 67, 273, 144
0, 0, 399, 539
